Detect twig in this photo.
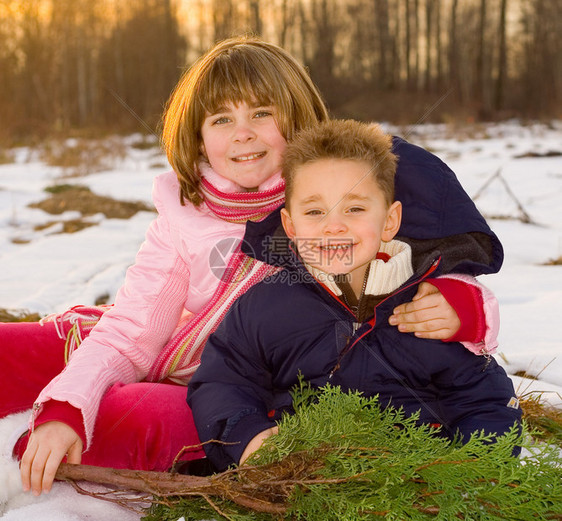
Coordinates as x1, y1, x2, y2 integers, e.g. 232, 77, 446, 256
200, 493, 236, 521
56, 462, 288, 514
415, 458, 478, 472
472, 168, 534, 223
65, 479, 149, 514
56, 462, 213, 496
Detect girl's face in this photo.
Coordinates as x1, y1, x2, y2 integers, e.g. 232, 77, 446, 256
200, 101, 287, 190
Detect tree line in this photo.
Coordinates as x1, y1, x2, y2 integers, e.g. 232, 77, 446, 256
0, 0, 560, 143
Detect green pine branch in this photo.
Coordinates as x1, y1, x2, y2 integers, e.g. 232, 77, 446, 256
142, 383, 561, 521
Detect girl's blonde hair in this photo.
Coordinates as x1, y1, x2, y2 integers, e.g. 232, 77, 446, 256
161, 36, 329, 205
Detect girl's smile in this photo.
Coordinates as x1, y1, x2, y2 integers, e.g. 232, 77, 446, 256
200, 101, 287, 190
231, 152, 266, 162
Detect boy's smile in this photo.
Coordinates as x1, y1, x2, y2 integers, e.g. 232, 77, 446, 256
281, 158, 401, 296
200, 101, 287, 190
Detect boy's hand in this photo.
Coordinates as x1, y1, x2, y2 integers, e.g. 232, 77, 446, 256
389, 282, 460, 339
20, 421, 83, 496
239, 426, 279, 465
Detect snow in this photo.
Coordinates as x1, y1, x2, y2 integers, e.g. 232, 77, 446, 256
0, 121, 561, 519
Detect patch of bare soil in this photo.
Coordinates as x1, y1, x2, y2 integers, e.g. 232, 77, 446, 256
514, 150, 562, 159
30, 185, 154, 219
38, 137, 128, 176
34, 219, 97, 234
27, 185, 155, 234
0, 308, 42, 322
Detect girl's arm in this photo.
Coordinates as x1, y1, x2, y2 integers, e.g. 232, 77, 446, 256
22, 209, 190, 495
24, 174, 195, 495
32, 207, 191, 445
389, 275, 499, 354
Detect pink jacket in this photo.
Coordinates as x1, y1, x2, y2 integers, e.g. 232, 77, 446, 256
33, 171, 250, 447
32, 170, 500, 449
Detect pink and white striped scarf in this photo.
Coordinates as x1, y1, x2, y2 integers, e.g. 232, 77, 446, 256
46, 171, 284, 384
199, 164, 285, 224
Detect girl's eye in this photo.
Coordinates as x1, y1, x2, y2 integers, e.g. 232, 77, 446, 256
348, 206, 365, 213
211, 116, 230, 125
254, 110, 273, 119
304, 209, 323, 216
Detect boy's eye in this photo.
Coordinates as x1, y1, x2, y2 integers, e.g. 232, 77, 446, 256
304, 209, 323, 216
348, 206, 365, 213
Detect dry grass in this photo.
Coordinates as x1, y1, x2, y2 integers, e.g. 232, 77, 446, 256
38, 137, 127, 177
0, 308, 42, 322
34, 218, 97, 234
29, 184, 154, 221
514, 370, 538, 380
545, 256, 562, 266
11, 184, 156, 239
519, 393, 562, 447
0, 148, 15, 164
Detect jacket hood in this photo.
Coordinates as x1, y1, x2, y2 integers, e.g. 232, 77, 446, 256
242, 136, 503, 277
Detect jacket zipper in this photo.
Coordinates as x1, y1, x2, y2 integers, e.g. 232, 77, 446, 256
30, 402, 43, 433
329, 257, 441, 378
339, 268, 370, 332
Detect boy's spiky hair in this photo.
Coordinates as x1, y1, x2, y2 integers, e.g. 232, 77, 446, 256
282, 119, 397, 207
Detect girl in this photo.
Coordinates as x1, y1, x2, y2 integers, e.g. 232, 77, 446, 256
0, 37, 498, 497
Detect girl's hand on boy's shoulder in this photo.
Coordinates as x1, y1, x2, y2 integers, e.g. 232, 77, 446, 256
20, 421, 83, 496
388, 282, 461, 340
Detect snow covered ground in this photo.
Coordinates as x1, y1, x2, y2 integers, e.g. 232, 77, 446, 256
0, 121, 561, 519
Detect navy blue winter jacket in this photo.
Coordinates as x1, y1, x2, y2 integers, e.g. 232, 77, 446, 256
187, 137, 520, 471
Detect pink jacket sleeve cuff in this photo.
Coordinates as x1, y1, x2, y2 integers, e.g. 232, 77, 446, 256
34, 400, 87, 448
425, 274, 499, 355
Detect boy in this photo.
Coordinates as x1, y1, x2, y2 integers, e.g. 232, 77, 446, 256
187, 120, 521, 471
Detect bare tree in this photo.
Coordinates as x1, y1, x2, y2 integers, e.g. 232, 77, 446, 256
304, 0, 339, 101
278, 0, 291, 48
495, 0, 508, 111
404, 0, 412, 89
448, 0, 462, 102
212, 0, 238, 40
424, 0, 434, 92
434, 0, 443, 90
412, 0, 420, 89
249, 0, 262, 36
519, 0, 562, 115
374, 0, 392, 88
1, 0, 561, 137
99, 0, 187, 130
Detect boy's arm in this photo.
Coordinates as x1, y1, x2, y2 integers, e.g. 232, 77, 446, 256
187, 300, 277, 471
240, 426, 279, 465
427, 344, 521, 448
389, 274, 498, 354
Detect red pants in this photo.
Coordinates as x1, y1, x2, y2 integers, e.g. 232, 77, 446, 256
0, 321, 205, 470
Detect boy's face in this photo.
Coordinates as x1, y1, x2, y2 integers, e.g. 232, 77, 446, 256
281, 158, 402, 287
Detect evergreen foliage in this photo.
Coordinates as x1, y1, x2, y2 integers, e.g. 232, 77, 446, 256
144, 383, 562, 521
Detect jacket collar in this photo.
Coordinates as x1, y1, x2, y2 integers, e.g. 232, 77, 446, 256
304, 240, 414, 298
